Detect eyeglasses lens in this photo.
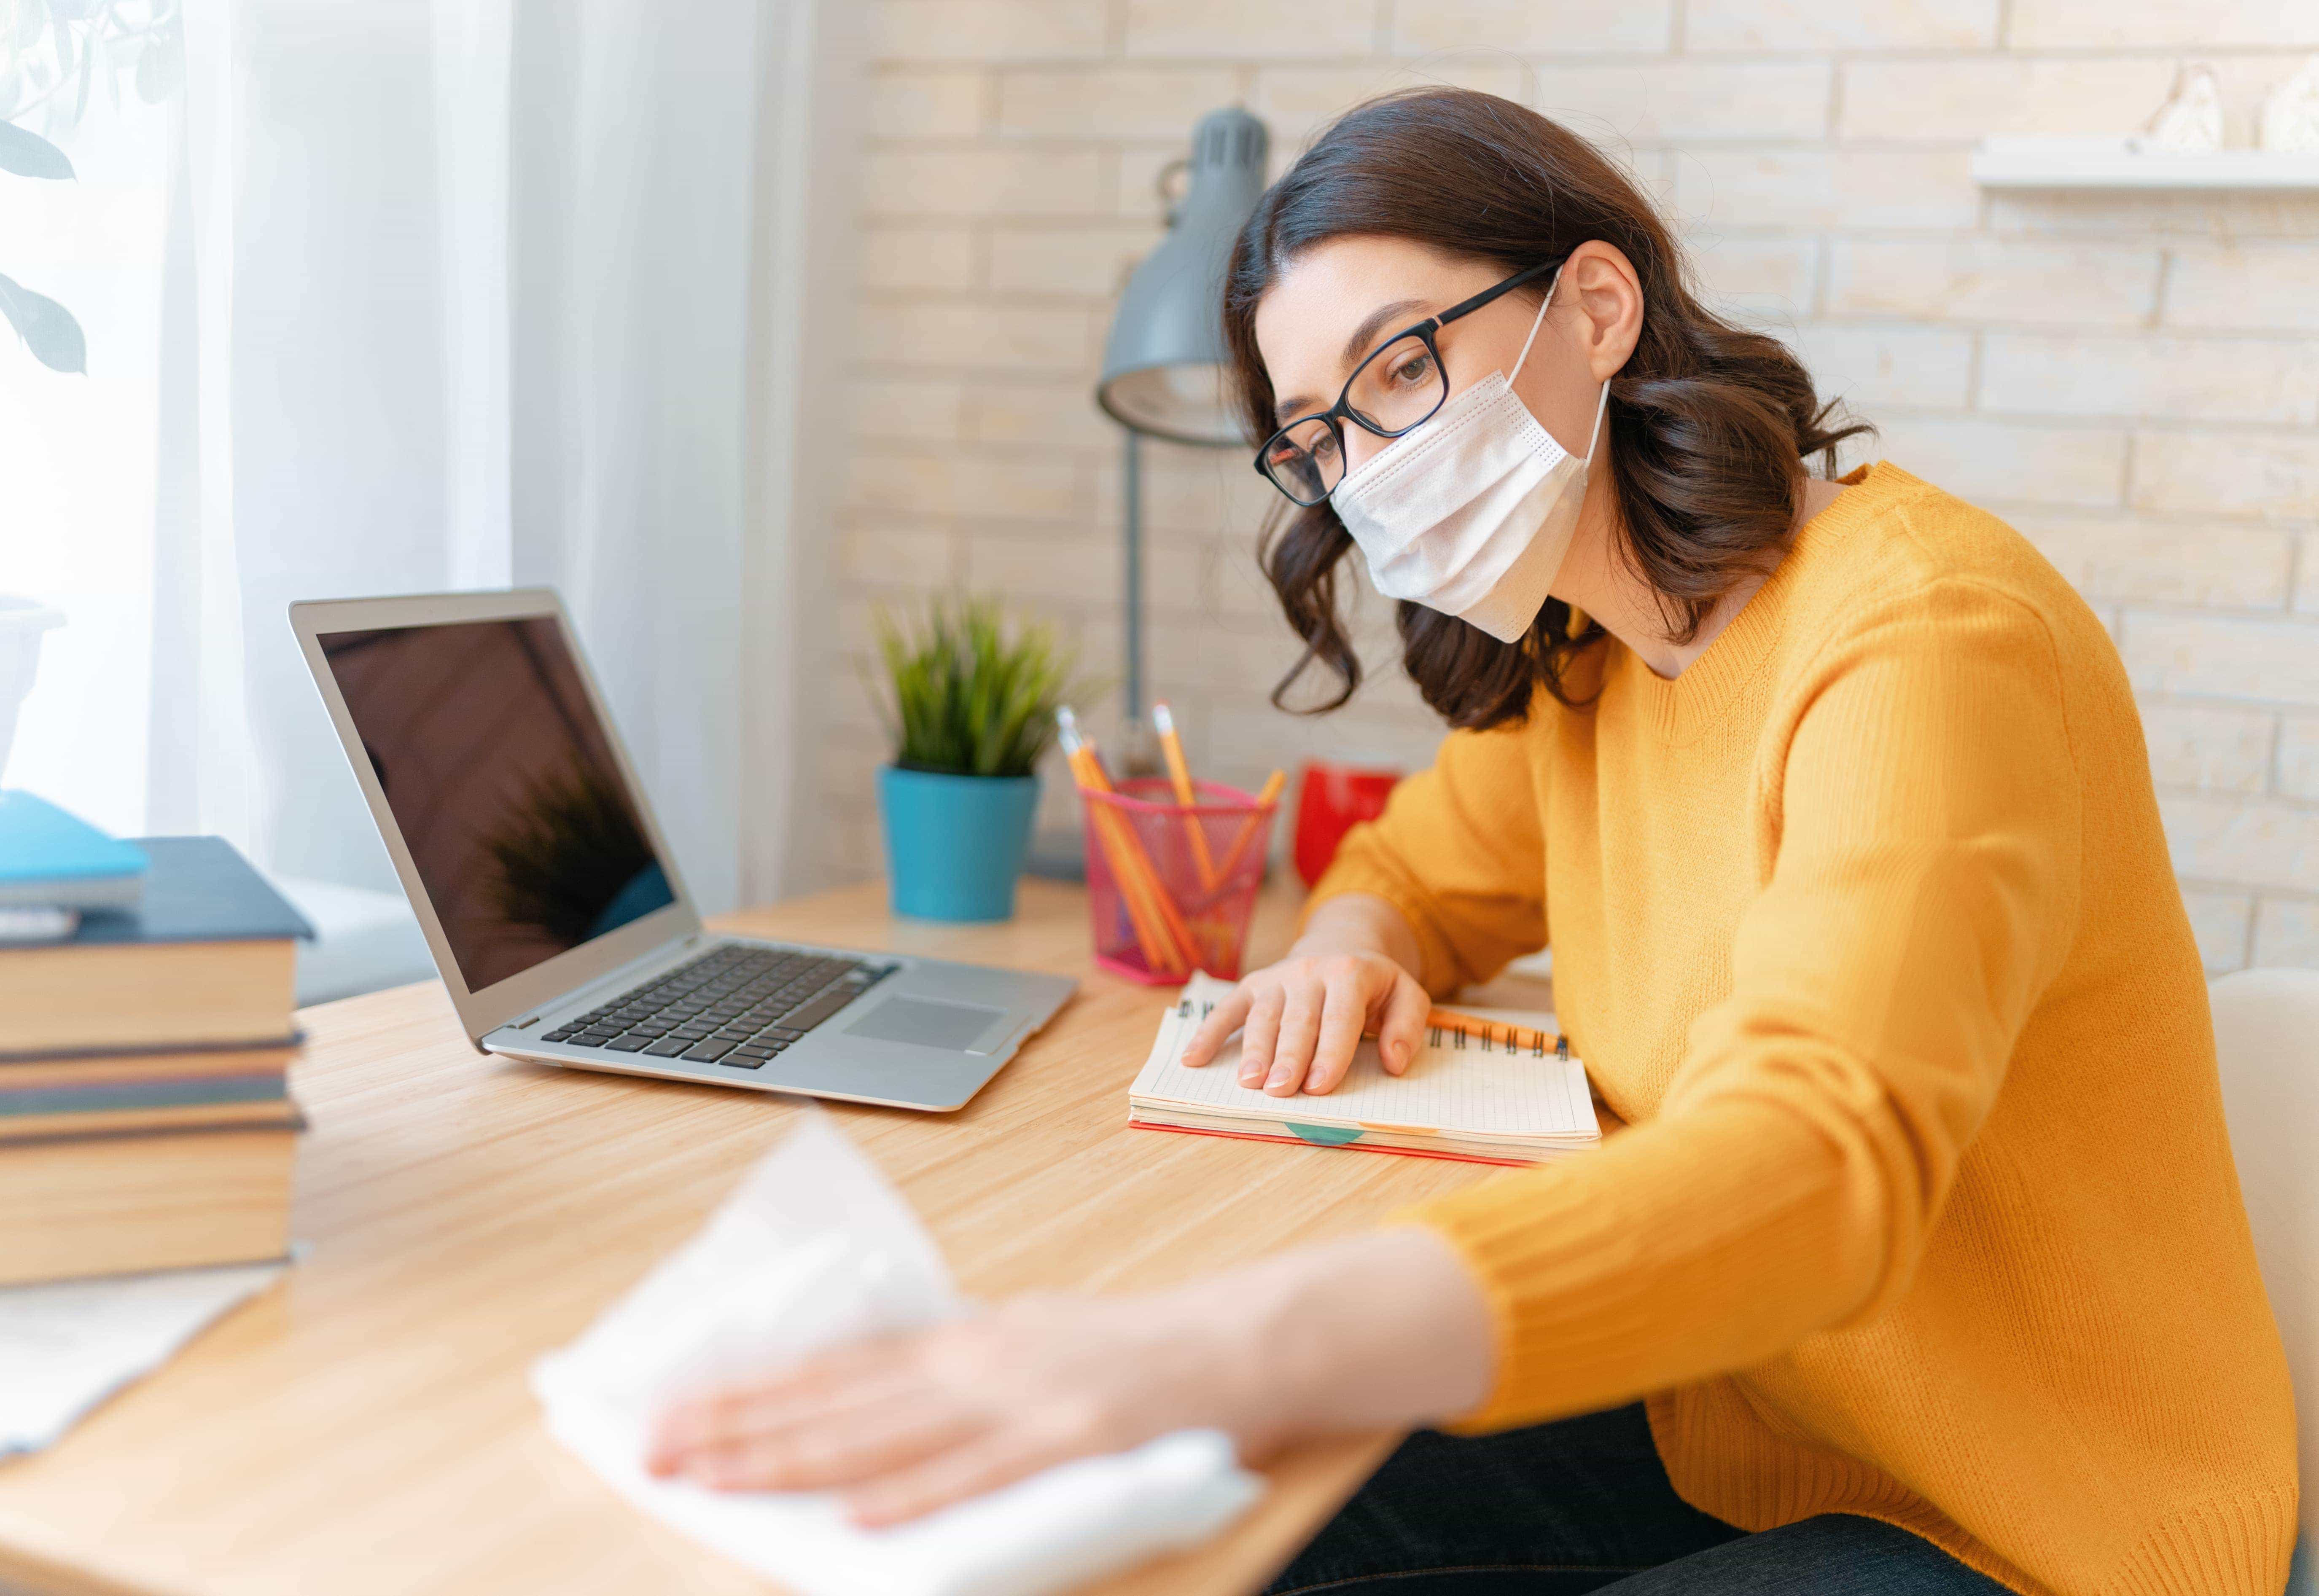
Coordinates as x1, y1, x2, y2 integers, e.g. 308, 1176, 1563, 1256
1259, 416, 1343, 505
1345, 333, 1446, 435
1258, 331, 1452, 505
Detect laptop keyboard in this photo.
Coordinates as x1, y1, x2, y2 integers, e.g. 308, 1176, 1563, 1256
541, 944, 894, 1068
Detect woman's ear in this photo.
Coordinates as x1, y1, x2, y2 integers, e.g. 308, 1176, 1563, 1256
1559, 241, 1644, 382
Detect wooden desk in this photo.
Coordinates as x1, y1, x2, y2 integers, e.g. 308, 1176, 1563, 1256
0, 879, 1512, 1596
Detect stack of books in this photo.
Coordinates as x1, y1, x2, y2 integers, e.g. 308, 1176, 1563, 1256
0, 794, 312, 1286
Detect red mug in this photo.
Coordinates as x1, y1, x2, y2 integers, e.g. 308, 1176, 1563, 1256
1293, 759, 1403, 888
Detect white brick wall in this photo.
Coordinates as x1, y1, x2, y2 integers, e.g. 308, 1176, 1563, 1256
822, 0, 2319, 973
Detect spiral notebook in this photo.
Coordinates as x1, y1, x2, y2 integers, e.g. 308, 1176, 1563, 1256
1128, 973, 1599, 1166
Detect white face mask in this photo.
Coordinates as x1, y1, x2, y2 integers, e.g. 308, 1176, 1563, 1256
1329, 269, 1609, 643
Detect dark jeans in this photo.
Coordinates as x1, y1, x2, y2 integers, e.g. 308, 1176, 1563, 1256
1265, 1405, 2011, 1595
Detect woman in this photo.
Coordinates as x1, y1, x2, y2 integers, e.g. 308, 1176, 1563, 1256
647, 91, 2295, 1594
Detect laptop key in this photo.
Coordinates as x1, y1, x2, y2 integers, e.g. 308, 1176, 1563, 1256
729, 1045, 775, 1060
642, 1037, 691, 1057
604, 1035, 653, 1052
775, 987, 858, 1032
682, 1040, 736, 1062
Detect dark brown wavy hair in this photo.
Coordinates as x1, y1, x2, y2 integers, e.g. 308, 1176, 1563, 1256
1224, 88, 1870, 728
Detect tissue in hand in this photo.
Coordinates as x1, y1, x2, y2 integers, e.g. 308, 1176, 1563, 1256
531, 1114, 1264, 1596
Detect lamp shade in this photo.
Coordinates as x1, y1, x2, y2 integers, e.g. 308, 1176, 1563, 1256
1096, 107, 1269, 448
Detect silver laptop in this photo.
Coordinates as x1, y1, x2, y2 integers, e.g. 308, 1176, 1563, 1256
290, 588, 1073, 1111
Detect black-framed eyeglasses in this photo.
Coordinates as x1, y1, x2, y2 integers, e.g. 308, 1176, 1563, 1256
1252, 258, 1564, 508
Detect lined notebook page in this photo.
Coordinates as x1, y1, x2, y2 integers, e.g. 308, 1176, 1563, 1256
1132, 974, 1597, 1142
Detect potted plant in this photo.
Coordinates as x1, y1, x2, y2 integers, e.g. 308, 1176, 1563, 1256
873, 597, 1078, 922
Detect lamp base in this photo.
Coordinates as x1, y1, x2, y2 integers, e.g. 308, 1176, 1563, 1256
1114, 714, 1162, 779
1023, 824, 1087, 882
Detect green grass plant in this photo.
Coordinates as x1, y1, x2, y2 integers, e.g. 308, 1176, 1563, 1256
874, 596, 1082, 779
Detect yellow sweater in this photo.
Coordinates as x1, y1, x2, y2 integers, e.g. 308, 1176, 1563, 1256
1313, 463, 2297, 1596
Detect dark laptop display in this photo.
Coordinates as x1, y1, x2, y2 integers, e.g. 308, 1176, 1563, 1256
317, 618, 675, 990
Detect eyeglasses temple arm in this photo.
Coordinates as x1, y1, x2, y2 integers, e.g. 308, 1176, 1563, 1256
1435, 257, 1563, 329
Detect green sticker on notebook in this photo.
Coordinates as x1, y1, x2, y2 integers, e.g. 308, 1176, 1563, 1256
1284, 1122, 1364, 1146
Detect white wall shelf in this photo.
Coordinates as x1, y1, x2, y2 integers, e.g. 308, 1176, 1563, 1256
1971, 137, 2319, 191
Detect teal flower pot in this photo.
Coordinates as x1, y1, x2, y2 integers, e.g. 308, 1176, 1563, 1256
878, 766, 1039, 923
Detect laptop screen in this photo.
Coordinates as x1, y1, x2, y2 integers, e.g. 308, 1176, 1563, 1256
316, 616, 677, 992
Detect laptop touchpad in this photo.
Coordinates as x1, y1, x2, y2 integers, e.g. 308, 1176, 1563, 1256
844, 997, 1001, 1051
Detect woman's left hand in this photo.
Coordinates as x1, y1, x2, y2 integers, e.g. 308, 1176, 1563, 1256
644, 1227, 1495, 1528
644, 1287, 1273, 1527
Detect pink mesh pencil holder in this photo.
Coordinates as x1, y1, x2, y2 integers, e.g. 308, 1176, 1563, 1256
1079, 777, 1278, 984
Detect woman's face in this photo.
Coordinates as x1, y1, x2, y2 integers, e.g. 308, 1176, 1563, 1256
1251, 234, 1618, 487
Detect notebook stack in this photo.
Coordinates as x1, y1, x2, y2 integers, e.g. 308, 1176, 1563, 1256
0, 794, 312, 1286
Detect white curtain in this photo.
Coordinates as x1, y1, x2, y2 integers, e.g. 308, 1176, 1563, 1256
5, 0, 854, 914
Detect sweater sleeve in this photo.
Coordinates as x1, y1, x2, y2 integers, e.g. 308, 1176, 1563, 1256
1406, 580, 2085, 1431
1304, 717, 1550, 997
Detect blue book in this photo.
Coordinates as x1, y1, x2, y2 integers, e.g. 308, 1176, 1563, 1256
3, 836, 314, 1059
70, 837, 313, 947
0, 792, 147, 910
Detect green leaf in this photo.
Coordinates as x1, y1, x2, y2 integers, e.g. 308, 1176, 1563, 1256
872, 594, 1089, 779
0, 271, 87, 373
0, 120, 75, 180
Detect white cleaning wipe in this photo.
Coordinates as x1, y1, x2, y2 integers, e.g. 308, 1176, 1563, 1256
531, 1114, 1263, 1596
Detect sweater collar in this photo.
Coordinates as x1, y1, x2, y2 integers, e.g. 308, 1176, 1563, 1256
1610, 460, 1909, 742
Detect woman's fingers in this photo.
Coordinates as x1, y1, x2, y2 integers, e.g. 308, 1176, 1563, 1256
1262, 984, 1324, 1095
680, 1397, 986, 1494
648, 1341, 917, 1469
651, 1368, 914, 1472
1238, 985, 1286, 1087
843, 1428, 1071, 1529
1376, 975, 1432, 1077
1180, 983, 1254, 1067
1302, 969, 1374, 1095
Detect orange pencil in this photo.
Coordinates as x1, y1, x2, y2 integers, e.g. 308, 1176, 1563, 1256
1071, 751, 1177, 971
1151, 702, 1217, 891
1059, 710, 1195, 973
1079, 754, 1186, 974
1065, 737, 1200, 969
1211, 768, 1286, 888
1059, 712, 1172, 971
1426, 1008, 1567, 1056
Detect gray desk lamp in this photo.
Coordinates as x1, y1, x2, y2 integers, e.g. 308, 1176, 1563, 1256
1094, 106, 1270, 771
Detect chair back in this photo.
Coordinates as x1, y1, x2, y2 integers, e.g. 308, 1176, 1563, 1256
2211, 968, 2319, 1596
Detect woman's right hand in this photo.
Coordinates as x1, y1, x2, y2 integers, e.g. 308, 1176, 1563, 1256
1179, 937, 1431, 1098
